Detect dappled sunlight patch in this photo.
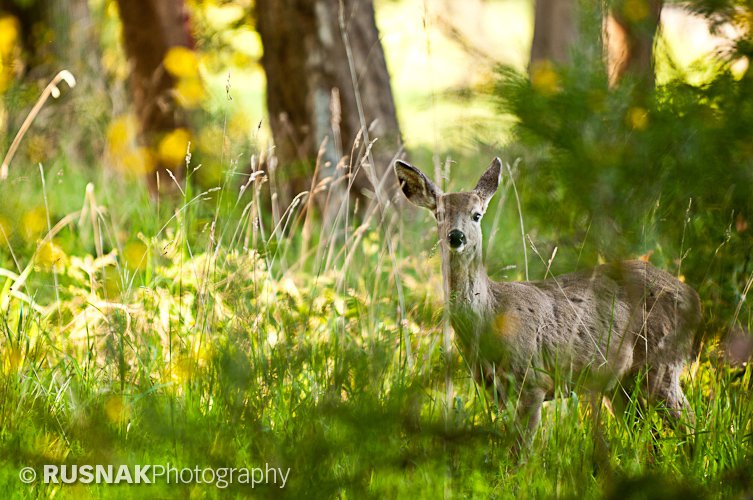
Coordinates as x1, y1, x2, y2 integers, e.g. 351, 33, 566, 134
0, 15, 19, 92
104, 394, 131, 426
493, 313, 520, 339
164, 46, 200, 79
0, 213, 11, 239
106, 114, 138, 153
120, 147, 156, 175
530, 59, 560, 96
626, 106, 649, 130
174, 77, 206, 108
157, 128, 192, 168
2, 346, 22, 374
0, 16, 19, 55
21, 206, 47, 243
35, 240, 67, 272
30, 432, 70, 464
163, 46, 206, 109
619, 0, 651, 23
106, 115, 157, 176
122, 240, 148, 271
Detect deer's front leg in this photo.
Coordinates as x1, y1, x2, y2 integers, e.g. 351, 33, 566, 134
512, 387, 546, 457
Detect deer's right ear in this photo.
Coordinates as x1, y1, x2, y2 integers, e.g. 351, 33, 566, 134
394, 160, 441, 211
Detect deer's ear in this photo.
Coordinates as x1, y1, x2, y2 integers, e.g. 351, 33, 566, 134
474, 157, 502, 210
394, 160, 441, 211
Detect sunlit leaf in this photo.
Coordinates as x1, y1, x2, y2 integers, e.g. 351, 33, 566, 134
0, 214, 12, 240
157, 128, 191, 168
36, 240, 67, 271
620, 0, 650, 23
123, 240, 148, 271
104, 395, 131, 425
0, 16, 19, 55
175, 77, 206, 108
530, 59, 560, 96
626, 106, 649, 130
228, 28, 263, 60
205, 4, 245, 30
106, 115, 137, 154
21, 207, 47, 243
121, 147, 156, 175
164, 46, 200, 78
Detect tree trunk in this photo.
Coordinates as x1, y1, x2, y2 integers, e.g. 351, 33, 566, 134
256, 0, 402, 205
605, 0, 663, 86
530, 0, 578, 67
115, 0, 193, 193
0, 0, 104, 166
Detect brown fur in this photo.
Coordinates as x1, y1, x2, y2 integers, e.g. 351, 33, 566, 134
396, 157, 701, 440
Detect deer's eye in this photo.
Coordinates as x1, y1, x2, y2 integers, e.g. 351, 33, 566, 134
472, 212, 482, 222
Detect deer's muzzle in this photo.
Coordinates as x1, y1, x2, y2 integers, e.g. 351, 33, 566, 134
448, 229, 466, 250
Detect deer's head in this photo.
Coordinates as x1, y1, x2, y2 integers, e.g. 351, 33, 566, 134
395, 158, 502, 262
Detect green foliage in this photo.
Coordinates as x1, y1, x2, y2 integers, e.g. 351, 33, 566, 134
0, 151, 750, 497
495, 20, 753, 339
0, 1, 752, 497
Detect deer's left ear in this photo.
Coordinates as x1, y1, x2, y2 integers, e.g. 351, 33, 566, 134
474, 157, 502, 210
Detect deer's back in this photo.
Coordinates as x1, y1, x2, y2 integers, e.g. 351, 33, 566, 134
479, 260, 701, 389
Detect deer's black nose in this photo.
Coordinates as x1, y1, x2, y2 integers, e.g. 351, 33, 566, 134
448, 230, 466, 248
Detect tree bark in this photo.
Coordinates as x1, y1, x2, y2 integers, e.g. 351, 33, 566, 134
0, 0, 104, 165
115, 0, 193, 193
256, 0, 402, 205
530, 0, 578, 67
605, 0, 663, 86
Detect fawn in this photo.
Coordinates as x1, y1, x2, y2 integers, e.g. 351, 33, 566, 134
395, 157, 701, 443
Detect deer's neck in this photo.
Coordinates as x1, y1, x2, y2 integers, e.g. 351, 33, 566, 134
445, 251, 492, 317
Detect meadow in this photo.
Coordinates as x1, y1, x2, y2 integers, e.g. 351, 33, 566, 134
0, 115, 751, 498
2, 0, 753, 498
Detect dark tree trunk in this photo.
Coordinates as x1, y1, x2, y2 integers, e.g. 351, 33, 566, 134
0, 0, 103, 165
530, 0, 578, 67
115, 0, 193, 193
0, 0, 51, 79
606, 0, 663, 86
0, 0, 100, 83
256, 0, 402, 204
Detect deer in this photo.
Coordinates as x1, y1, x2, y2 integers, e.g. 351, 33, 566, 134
394, 157, 702, 447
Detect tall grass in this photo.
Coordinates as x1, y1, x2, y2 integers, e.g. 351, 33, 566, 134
0, 130, 751, 497
1, 3, 753, 495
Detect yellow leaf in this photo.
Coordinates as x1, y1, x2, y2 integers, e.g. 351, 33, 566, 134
205, 4, 245, 30
120, 147, 156, 175
175, 77, 206, 108
22, 207, 47, 242
195, 163, 224, 187
157, 128, 191, 168
228, 111, 250, 137
626, 106, 649, 130
164, 46, 200, 78
621, 0, 650, 23
104, 395, 131, 425
0, 214, 12, 239
229, 28, 263, 60
0, 16, 19, 55
123, 240, 148, 271
530, 59, 560, 96
106, 115, 137, 154
197, 125, 223, 154
4, 346, 22, 373
36, 240, 66, 271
